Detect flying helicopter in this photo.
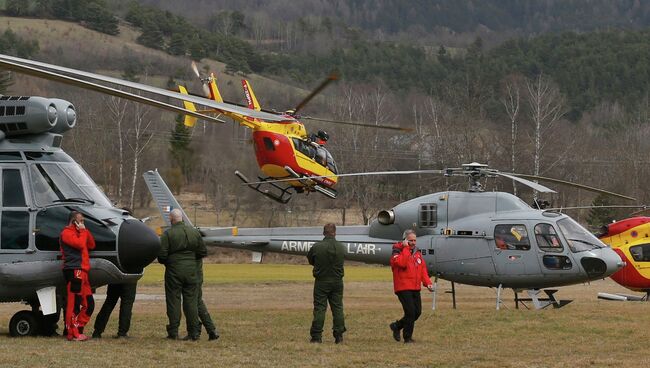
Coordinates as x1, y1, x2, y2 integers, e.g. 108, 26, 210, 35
597, 217, 650, 301
144, 162, 631, 309
0, 53, 410, 204
0, 95, 161, 337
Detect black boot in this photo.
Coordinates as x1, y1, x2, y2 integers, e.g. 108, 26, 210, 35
334, 334, 344, 344
208, 331, 220, 341
389, 322, 401, 342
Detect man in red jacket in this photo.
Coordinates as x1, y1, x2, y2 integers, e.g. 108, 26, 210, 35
60, 211, 96, 341
389, 229, 433, 343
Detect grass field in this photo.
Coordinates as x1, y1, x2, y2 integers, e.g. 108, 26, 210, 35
1, 264, 649, 367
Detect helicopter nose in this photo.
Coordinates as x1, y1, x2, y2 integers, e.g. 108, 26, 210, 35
117, 219, 160, 273
580, 248, 624, 279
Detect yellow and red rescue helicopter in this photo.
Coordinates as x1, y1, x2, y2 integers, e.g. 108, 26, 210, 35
598, 217, 650, 300
0, 54, 409, 204
179, 62, 409, 203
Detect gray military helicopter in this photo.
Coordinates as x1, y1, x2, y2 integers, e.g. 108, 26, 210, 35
144, 163, 629, 310
0, 95, 161, 337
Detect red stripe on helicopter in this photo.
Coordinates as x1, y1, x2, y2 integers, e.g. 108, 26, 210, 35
610, 249, 650, 291
603, 217, 650, 237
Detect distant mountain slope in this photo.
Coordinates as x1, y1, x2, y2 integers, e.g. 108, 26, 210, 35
135, 0, 650, 37
0, 17, 309, 107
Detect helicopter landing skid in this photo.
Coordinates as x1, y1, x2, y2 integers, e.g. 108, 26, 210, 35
283, 166, 337, 199
235, 171, 293, 204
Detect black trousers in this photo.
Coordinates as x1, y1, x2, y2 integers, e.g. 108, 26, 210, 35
93, 282, 137, 336
395, 290, 422, 340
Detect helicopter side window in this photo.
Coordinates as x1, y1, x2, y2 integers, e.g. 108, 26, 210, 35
263, 137, 276, 151
0, 211, 29, 250
2, 169, 27, 207
629, 244, 650, 262
534, 223, 563, 252
291, 138, 316, 160
494, 224, 530, 251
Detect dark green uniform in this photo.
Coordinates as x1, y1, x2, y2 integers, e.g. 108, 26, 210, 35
92, 282, 137, 338
158, 221, 207, 339
197, 258, 219, 338
307, 236, 346, 340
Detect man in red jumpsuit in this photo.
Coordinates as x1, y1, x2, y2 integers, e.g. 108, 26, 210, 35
60, 211, 96, 341
389, 229, 433, 343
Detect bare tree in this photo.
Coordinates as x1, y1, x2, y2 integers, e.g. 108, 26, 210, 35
106, 96, 128, 202
127, 104, 154, 209
526, 73, 566, 201
501, 76, 521, 194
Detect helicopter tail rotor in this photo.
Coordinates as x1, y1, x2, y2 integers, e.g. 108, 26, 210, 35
191, 61, 212, 97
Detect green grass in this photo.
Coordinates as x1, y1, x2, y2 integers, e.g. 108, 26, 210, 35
1, 266, 649, 367
141, 263, 392, 285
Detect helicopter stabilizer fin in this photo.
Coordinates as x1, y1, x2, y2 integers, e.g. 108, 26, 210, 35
241, 79, 261, 111
177, 85, 197, 127
142, 169, 192, 226
207, 73, 224, 103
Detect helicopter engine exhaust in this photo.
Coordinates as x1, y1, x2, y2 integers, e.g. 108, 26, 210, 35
50, 98, 76, 133
378, 210, 395, 225
0, 96, 77, 138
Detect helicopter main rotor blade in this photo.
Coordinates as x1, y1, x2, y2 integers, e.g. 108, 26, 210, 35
512, 173, 636, 201
243, 169, 446, 186
493, 172, 556, 193
301, 115, 412, 132
544, 205, 649, 212
293, 72, 338, 114
0, 54, 293, 123
0, 57, 225, 124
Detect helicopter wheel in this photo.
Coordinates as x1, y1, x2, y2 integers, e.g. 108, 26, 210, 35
9, 310, 41, 337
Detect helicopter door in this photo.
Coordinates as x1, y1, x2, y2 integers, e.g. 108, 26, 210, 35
0, 165, 32, 256
433, 236, 496, 277
533, 223, 579, 276
490, 224, 542, 275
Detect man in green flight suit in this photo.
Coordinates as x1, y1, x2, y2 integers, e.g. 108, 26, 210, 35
307, 223, 346, 344
158, 208, 207, 341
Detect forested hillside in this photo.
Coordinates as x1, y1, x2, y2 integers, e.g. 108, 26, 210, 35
1, 1, 650, 229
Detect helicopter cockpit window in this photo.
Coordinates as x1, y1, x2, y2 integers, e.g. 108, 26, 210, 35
0, 152, 22, 161
629, 244, 650, 262
534, 223, 563, 252
419, 204, 437, 227
2, 169, 27, 207
324, 149, 338, 174
1, 211, 29, 249
29, 163, 111, 207
25, 151, 74, 162
35, 206, 116, 252
60, 163, 111, 207
494, 224, 530, 250
557, 217, 605, 253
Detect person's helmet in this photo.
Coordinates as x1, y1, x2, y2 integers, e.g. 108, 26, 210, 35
317, 130, 329, 142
